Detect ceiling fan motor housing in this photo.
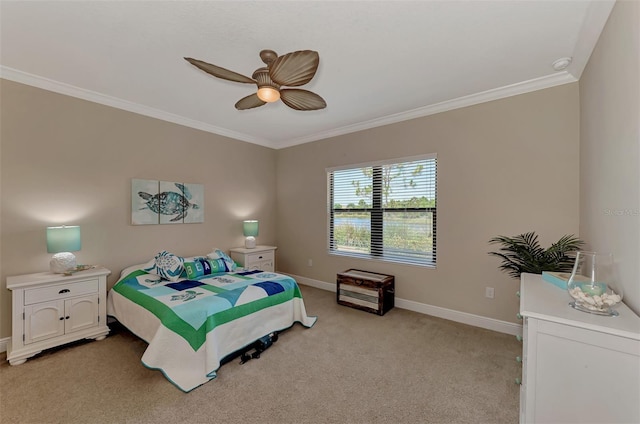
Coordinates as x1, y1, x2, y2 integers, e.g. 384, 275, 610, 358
252, 68, 280, 91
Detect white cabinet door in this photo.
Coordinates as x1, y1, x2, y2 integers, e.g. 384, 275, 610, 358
24, 295, 99, 344
65, 295, 99, 334
25, 300, 65, 344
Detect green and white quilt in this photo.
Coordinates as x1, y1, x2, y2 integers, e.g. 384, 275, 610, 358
107, 268, 317, 392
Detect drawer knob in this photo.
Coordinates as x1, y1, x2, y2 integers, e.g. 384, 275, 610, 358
59, 317, 64, 321
516, 335, 523, 342
65, 316, 70, 320
58, 289, 71, 294
516, 291, 521, 298
515, 377, 522, 385
516, 356, 522, 363
516, 313, 522, 320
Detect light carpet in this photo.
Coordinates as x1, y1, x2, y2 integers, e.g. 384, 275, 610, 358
0, 285, 520, 423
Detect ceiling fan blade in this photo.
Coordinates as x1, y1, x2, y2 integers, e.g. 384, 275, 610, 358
235, 93, 266, 110
184, 57, 255, 84
280, 89, 326, 111
269, 50, 320, 87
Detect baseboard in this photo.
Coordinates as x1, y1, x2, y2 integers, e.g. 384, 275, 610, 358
0, 276, 522, 356
288, 273, 522, 336
0, 337, 9, 354
293, 274, 337, 292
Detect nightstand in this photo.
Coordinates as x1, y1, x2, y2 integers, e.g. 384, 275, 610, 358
6, 267, 111, 365
229, 246, 277, 272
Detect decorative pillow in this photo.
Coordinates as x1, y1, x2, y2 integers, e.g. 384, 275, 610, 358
144, 251, 184, 282
207, 248, 237, 271
184, 257, 231, 279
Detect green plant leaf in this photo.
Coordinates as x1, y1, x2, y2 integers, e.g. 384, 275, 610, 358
488, 232, 584, 279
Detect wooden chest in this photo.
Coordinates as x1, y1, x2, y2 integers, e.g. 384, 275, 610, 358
337, 269, 395, 316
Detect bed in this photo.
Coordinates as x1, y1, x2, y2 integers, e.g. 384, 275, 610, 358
106, 250, 317, 392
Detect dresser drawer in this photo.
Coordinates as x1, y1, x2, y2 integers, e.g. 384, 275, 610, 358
24, 278, 99, 305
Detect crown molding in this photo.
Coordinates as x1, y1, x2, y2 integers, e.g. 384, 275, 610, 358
0, 66, 274, 148
2, 65, 576, 150
276, 71, 578, 149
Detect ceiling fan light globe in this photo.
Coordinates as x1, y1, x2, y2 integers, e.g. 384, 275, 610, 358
257, 87, 280, 103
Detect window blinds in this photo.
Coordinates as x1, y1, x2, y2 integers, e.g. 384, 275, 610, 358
328, 154, 437, 267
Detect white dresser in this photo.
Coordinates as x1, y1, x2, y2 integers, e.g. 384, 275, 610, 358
519, 273, 640, 423
6, 267, 111, 365
229, 246, 277, 272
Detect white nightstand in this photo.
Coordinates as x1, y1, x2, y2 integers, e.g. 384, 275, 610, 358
6, 267, 111, 365
229, 246, 277, 272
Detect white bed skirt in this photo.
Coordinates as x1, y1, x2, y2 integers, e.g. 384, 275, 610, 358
107, 289, 316, 392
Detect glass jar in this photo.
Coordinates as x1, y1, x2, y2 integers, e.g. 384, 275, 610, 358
567, 251, 623, 316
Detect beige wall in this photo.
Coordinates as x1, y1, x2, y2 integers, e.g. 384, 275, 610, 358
0, 80, 278, 338
579, 0, 640, 314
276, 83, 580, 323
0, 75, 584, 338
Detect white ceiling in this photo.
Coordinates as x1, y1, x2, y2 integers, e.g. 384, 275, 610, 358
0, 1, 615, 149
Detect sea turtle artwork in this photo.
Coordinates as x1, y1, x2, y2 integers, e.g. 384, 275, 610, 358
138, 183, 200, 222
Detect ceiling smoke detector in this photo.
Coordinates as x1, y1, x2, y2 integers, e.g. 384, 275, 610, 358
552, 57, 572, 71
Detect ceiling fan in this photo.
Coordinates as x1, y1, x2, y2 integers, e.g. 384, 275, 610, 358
184, 49, 326, 111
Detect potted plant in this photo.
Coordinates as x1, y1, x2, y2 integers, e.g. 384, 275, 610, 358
488, 231, 584, 279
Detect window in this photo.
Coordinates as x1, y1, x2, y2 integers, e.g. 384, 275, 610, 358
327, 154, 437, 267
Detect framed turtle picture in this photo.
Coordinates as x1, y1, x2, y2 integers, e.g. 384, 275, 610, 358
131, 179, 204, 225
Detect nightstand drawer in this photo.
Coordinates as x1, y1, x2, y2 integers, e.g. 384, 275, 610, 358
246, 251, 274, 265
24, 278, 99, 305
229, 246, 277, 273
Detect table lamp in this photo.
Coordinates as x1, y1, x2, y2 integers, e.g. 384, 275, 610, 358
243, 220, 259, 249
47, 225, 81, 273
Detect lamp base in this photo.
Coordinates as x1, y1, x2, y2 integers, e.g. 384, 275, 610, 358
245, 236, 256, 249
50, 252, 77, 274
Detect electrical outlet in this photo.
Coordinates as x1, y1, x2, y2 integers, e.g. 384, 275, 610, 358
307, 259, 313, 267
485, 287, 495, 299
